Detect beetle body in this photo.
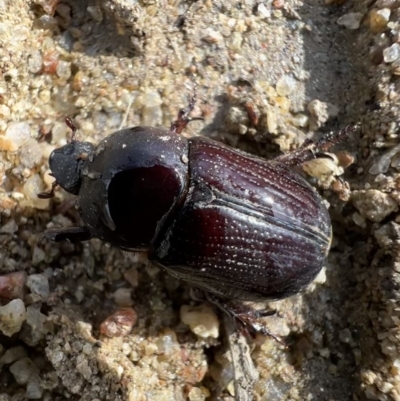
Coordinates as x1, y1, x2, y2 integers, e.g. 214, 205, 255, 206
153, 136, 331, 301
45, 122, 332, 303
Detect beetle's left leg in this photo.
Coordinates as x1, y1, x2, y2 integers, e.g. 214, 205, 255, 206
170, 85, 204, 134
38, 177, 58, 199
41, 226, 92, 243
275, 124, 357, 167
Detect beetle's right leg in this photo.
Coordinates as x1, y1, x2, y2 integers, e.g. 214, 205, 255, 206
42, 226, 92, 243
275, 124, 357, 167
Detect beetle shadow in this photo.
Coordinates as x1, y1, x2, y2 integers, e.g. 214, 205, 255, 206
295, 1, 387, 400
31, 0, 144, 58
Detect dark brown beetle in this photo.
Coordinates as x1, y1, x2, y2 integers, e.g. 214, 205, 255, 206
40, 93, 352, 334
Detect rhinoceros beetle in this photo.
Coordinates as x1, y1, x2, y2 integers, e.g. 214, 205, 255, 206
40, 92, 352, 336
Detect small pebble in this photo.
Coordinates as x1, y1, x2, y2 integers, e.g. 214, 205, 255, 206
56, 60, 71, 80
313, 266, 327, 285
0, 346, 28, 366
352, 212, 367, 228
123, 268, 139, 287
76, 356, 92, 380
336, 150, 355, 169
369, 8, 391, 33
275, 96, 291, 112
339, 328, 353, 344
26, 304, 52, 337
383, 43, 400, 63
34, 14, 58, 31
302, 154, 343, 180
0, 104, 11, 119
9, 357, 39, 384
202, 28, 223, 44
51, 121, 70, 145
19, 138, 43, 169
26, 274, 50, 299
113, 288, 133, 306
266, 109, 278, 134
227, 381, 235, 396
28, 50, 43, 74
155, 329, 180, 354
291, 113, 309, 128
352, 189, 398, 223
0, 122, 31, 152
276, 75, 296, 96
337, 12, 364, 30
87, 5, 103, 22
188, 386, 210, 401
31, 246, 46, 266
141, 90, 163, 108
26, 377, 43, 399
141, 90, 163, 126
369, 142, 400, 174
257, 3, 271, 19
0, 299, 27, 336
226, 106, 250, 134
180, 304, 219, 339
0, 271, 27, 300
308, 99, 338, 130
100, 307, 137, 337
228, 32, 243, 51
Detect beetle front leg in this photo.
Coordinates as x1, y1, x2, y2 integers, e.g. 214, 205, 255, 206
41, 226, 92, 243
169, 84, 204, 134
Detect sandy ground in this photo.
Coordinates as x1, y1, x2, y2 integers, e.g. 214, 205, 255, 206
1, 0, 400, 400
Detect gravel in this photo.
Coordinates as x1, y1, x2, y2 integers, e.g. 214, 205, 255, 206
1, 0, 400, 400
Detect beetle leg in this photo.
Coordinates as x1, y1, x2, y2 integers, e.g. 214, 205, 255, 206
41, 226, 92, 243
204, 293, 287, 347
275, 124, 357, 166
170, 85, 204, 134
38, 179, 58, 199
233, 309, 287, 347
65, 116, 78, 142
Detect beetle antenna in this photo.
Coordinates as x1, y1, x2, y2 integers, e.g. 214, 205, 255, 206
38, 179, 59, 199
170, 83, 204, 134
275, 124, 358, 167
65, 116, 78, 142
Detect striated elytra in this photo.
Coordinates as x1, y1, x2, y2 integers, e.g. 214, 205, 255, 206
40, 96, 350, 333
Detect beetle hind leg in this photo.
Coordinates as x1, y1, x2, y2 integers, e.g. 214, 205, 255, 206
275, 124, 357, 167
205, 293, 287, 347
41, 226, 92, 243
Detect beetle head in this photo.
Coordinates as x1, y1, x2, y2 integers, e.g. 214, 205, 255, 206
49, 141, 94, 195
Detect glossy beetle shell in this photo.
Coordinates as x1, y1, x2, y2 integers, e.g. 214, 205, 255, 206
75, 126, 188, 250
44, 125, 332, 302
152, 137, 331, 301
